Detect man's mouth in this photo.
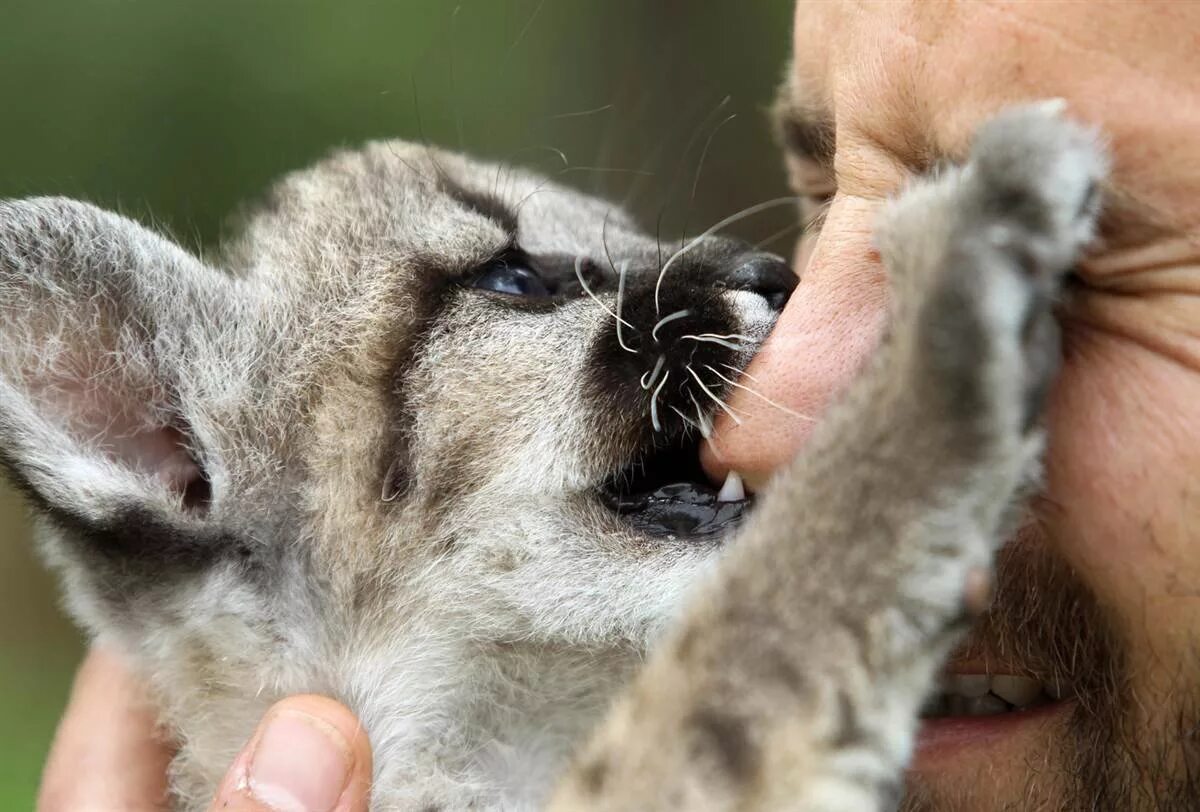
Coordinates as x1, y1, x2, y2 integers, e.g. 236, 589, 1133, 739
599, 432, 753, 538
912, 654, 1080, 774
914, 692, 1072, 771
921, 670, 1070, 719
908, 525, 1112, 777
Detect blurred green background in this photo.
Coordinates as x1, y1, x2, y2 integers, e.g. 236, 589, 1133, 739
0, 1, 792, 806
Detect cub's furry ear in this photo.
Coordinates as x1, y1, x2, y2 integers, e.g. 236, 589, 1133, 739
0, 197, 244, 575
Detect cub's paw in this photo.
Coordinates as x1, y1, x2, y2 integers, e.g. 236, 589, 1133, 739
878, 102, 1107, 447
967, 100, 1106, 263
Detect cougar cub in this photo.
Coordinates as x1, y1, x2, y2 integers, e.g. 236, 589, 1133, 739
0, 104, 1102, 810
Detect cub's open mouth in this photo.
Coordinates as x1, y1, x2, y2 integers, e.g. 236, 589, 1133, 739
599, 433, 753, 539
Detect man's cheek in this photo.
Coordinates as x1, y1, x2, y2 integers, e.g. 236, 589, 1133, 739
1044, 323, 1200, 656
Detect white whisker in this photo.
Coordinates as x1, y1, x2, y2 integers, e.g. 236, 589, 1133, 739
721, 362, 761, 384
653, 196, 801, 314
563, 165, 654, 177
687, 391, 714, 440
547, 102, 614, 120
704, 364, 815, 422
650, 371, 671, 432
680, 112, 737, 240
640, 354, 667, 390
381, 459, 402, 502
668, 405, 700, 432
651, 309, 690, 342
575, 255, 637, 353
614, 260, 635, 354
698, 406, 732, 465
686, 365, 743, 425
753, 220, 804, 252
693, 332, 756, 342
680, 334, 756, 351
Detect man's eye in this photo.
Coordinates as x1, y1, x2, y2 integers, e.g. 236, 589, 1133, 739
472, 262, 551, 297
798, 190, 834, 233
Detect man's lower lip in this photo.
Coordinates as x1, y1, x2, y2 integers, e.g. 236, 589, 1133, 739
913, 700, 1070, 769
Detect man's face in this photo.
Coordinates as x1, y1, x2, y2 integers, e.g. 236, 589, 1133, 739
702, 2, 1200, 808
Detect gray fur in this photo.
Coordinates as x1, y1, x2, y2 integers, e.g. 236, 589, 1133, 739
0, 105, 1104, 810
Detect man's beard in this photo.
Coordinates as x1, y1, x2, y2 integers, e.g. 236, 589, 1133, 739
900, 519, 1200, 811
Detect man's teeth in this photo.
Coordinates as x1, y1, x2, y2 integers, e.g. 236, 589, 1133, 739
922, 674, 1070, 718
717, 470, 746, 502
990, 674, 1043, 706
949, 674, 990, 698
959, 694, 1009, 716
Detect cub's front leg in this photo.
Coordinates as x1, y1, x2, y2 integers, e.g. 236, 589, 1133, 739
550, 104, 1105, 811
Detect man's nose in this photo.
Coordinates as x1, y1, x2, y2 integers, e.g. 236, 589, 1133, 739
700, 196, 891, 488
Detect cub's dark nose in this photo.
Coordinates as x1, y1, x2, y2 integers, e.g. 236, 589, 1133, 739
724, 254, 797, 311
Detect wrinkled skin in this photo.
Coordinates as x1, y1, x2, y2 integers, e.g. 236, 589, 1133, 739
702, 2, 1200, 808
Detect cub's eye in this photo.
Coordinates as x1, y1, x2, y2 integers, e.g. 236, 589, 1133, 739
472, 261, 551, 297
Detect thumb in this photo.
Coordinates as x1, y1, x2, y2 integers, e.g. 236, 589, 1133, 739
210, 695, 372, 812
39, 647, 172, 811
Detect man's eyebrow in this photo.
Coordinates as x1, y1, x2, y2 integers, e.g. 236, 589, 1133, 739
771, 86, 835, 167
770, 73, 1187, 250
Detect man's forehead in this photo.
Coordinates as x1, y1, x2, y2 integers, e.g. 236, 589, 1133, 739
785, 0, 1198, 247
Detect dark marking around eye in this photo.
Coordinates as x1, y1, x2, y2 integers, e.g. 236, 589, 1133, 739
378, 254, 469, 508
527, 252, 608, 297
438, 177, 520, 235
465, 251, 610, 308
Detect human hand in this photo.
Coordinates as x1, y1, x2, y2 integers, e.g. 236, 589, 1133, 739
39, 647, 373, 812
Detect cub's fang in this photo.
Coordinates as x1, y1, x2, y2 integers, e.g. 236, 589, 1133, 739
717, 470, 745, 502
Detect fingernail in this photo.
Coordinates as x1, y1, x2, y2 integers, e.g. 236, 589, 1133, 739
246, 711, 352, 812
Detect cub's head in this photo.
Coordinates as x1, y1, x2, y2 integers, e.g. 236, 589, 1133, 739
0, 141, 793, 799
